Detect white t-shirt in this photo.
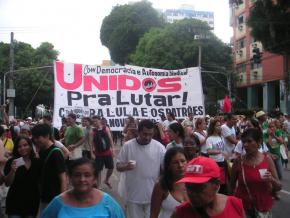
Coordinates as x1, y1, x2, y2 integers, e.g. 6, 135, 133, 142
221, 124, 236, 160
117, 138, 166, 204
194, 131, 207, 154
206, 136, 225, 162
234, 140, 269, 155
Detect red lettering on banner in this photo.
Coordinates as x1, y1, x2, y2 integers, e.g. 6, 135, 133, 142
119, 75, 141, 90
109, 75, 118, 90
56, 62, 82, 90
157, 78, 181, 92
83, 76, 108, 91
55, 62, 182, 92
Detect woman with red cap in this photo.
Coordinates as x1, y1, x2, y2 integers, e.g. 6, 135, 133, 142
171, 156, 244, 218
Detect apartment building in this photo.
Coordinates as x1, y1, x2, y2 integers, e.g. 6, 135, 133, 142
230, 0, 288, 113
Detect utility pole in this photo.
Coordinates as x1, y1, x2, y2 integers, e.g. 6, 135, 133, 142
8, 32, 15, 119
198, 45, 202, 68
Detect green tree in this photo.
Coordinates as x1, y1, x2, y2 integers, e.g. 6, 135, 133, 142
100, 0, 164, 65
130, 19, 233, 114
0, 41, 58, 117
247, 0, 290, 54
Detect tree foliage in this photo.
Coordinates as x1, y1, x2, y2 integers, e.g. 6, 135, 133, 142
248, 0, 290, 54
130, 19, 233, 113
0, 41, 58, 117
100, 0, 164, 65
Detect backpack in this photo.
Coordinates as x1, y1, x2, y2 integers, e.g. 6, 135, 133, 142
93, 127, 111, 152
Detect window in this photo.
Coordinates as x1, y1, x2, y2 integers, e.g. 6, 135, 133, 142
236, 63, 246, 73
236, 38, 246, 50
237, 14, 244, 25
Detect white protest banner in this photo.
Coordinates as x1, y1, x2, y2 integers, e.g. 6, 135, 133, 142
53, 61, 204, 131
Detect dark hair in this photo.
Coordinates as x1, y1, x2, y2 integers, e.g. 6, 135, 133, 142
82, 117, 92, 124
249, 118, 260, 130
12, 136, 35, 159
91, 115, 101, 120
160, 147, 186, 191
241, 128, 262, 144
207, 119, 220, 137
184, 133, 200, 146
68, 158, 98, 177
67, 113, 77, 120
168, 122, 184, 138
43, 114, 53, 122
31, 123, 51, 138
0, 126, 4, 136
138, 119, 154, 132
224, 113, 234, 121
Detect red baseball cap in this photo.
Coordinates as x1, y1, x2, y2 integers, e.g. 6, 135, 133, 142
177, 157, 220, 184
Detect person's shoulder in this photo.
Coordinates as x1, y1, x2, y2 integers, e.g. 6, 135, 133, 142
124, 138, 136, 147
225, 195, 244, 213
151, 139, 165, 148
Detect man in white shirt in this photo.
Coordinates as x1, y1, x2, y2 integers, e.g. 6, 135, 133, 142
116, 119, 166, 218
221, 113, 238, 160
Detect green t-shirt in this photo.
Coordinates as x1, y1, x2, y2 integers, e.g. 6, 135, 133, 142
262, 121, 269, 143
267, 129, 283, 157
64, 125, 84, 146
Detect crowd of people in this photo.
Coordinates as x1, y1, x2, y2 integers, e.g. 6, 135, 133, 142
0, 109, 288, 218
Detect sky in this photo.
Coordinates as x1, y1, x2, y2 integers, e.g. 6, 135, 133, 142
0, 0, 232, 65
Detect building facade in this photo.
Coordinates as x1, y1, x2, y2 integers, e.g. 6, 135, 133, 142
230, 0, 289, 114
164, 5, 214, 29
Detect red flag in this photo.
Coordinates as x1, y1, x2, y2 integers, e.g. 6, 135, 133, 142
223, 96, 232, 113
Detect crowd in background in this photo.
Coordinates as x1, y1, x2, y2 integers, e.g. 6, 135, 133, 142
0, 108, 288, 217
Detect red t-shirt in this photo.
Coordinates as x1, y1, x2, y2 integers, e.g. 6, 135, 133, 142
175, 196, 244, 218
234, 155, 273, 212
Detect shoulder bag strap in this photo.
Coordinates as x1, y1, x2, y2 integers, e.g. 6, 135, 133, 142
45, 147, 63, 164
241, 159, 255, 205
3, 138, 8, 147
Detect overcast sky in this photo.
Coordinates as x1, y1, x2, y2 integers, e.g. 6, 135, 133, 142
0, 0, 232, 65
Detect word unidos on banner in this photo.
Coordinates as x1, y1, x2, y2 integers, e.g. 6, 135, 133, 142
56, 62, 182, 93
67, 91, 188, 107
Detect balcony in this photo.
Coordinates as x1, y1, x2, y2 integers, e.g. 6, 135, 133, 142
234, 1, 246, 16
250, 42, 263, 58
250, 67, 263, 83
236, 23, 246, 39
235, 47, 246, 63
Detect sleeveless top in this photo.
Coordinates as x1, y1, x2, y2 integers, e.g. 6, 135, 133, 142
159, 192, 181, 218
234, 155, 273, 212
175, 196, 244, 218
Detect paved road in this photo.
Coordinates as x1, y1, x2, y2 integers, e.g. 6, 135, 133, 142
272, 169, 290, 218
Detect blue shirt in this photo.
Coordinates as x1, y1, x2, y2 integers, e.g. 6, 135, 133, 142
41, 193, 125, 218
